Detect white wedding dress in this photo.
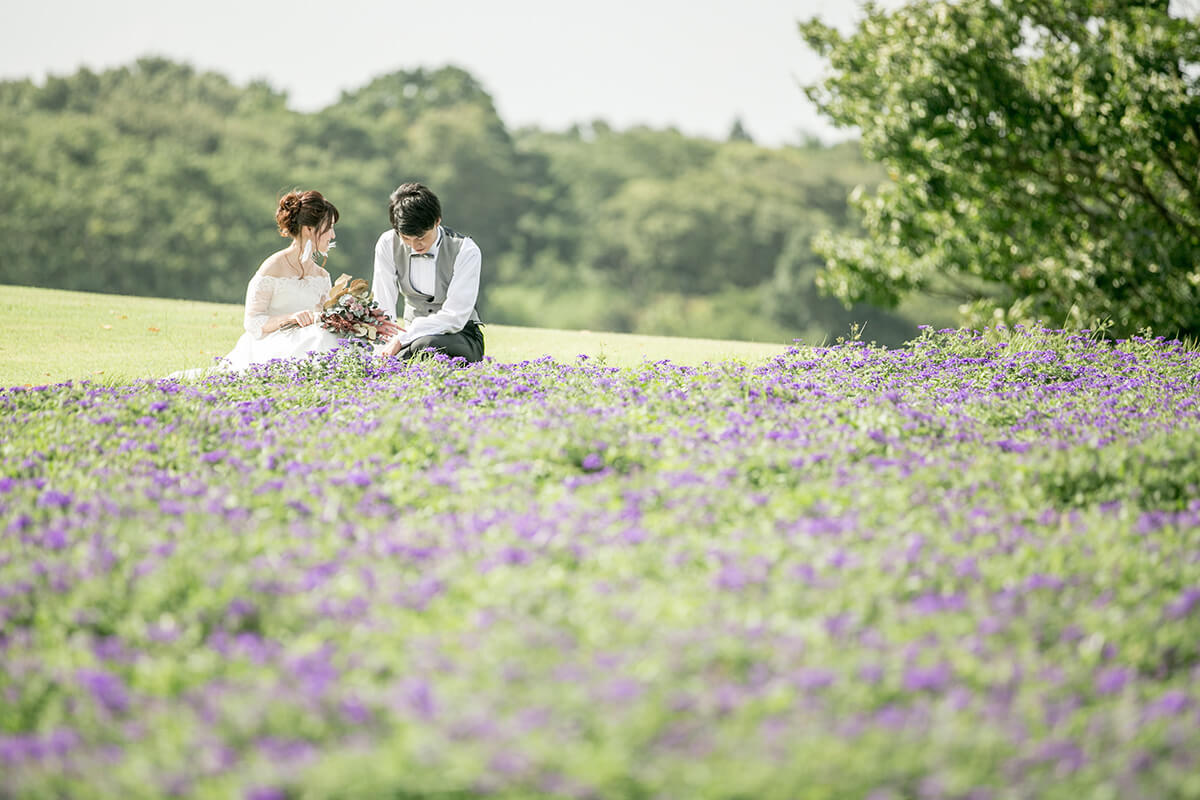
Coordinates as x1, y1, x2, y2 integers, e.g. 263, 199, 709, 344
222, 274, 341, 369
171, 274, 341, 379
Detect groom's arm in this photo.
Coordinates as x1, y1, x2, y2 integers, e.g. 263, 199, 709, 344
372, 231, 401, 322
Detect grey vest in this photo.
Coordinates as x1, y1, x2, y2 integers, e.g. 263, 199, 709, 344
390, 226, 482, 326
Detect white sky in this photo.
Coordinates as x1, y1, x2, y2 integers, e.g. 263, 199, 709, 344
0, 0, 875, 147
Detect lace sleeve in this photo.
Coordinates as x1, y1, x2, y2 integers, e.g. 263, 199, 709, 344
243, 275, 274, 339
316, 274, 332, 308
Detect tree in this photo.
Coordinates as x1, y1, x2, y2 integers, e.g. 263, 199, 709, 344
333, 66, 498, 124
800, 0, 1200, 336
728, 118, 755, 143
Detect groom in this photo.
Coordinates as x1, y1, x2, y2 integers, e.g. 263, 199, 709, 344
373, 182, 485, 362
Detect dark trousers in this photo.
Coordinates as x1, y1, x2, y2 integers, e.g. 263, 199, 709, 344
399, 320, 485, 363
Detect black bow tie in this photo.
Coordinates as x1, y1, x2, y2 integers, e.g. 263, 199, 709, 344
411, 252, 434, 259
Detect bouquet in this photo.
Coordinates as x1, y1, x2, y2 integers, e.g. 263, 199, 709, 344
318, 274, 396, 342
282, 274, 397, 342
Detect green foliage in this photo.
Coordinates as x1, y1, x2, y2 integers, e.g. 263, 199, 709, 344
514, 128, 927, 341
800, 0, 1200, 337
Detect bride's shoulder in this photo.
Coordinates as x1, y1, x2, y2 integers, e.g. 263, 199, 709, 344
256, 251, 296, 279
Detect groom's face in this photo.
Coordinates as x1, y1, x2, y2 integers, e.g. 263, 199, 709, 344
400, 220, 440, 254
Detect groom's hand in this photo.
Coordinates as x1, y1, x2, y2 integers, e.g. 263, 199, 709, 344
381, 337, 404, 358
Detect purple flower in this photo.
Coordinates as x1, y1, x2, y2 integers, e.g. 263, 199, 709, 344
904, 662, 953, 693
500, 547, 531, 566
597, 677, 643, 704
1094, 666, 1132, 695
36, 489, 72, 509
340, 697, 371, 725
255, 737, 315, 765
0, 728, 80, 766
910, 593, 966, 615
793, 667, 837, 691
872, 704, 911, 730
859, 664, 885, 684
1145, 689, 1191, 720
714, 561, 765, 591
225, 597, 256, 621
333, 471, 371, 488
955, 556, 980, 578
76, 668, 130, 714
1030, 738, 1087, 774
41, 526, 70, 550
397, 678, 437, 720
6, 514, 32, 534
1165, 587, 1200, 620
618, 526, 647, 545
245, 787, 288, 800
1022, 573, 1065, 592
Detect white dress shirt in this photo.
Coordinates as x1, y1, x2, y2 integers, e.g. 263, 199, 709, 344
372, 226, 482, 347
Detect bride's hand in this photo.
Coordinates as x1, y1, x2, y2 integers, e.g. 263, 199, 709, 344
378, 320, 403, 339
287, 310, 316, 327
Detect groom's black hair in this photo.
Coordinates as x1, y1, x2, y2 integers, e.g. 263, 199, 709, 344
389, 183, 442, 237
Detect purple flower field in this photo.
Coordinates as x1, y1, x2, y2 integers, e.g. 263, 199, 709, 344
2, 327, 1199, 799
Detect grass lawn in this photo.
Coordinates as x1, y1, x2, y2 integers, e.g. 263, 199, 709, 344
0, 285, 792, 386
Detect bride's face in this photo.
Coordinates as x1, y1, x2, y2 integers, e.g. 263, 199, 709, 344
308, 223, 336, 255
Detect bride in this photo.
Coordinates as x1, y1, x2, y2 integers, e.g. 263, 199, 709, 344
174, 189, 383, 379
218, 189, 343, 370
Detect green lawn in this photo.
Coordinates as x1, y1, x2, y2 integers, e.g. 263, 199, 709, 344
0, 285, 792, 386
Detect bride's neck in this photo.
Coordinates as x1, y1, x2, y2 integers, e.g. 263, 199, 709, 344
287, 239, 311, 271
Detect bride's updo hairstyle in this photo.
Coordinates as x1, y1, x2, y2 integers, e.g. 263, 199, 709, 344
275, 190, 339, 239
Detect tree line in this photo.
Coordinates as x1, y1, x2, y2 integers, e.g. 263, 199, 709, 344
0, 58, 935, 347
10, 0, 1189, 347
